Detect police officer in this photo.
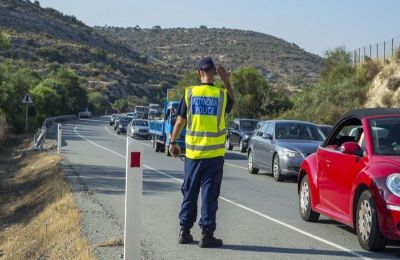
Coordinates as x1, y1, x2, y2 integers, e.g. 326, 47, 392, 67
169, 57, 235, 248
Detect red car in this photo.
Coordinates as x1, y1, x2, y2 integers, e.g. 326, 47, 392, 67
298, 108, 400, 251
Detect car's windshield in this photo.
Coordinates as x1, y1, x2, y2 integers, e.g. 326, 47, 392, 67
133, 120, 148, 126
150, 104, 159, 109
240, 120, 258, 131
369, 117, 400, 156
276, 123, 324, 141
120, 117, 131, 124
319, 126, 332, 137
135, 106, 145, 112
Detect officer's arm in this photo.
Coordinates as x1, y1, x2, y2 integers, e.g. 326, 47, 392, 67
171, 115, 186, 143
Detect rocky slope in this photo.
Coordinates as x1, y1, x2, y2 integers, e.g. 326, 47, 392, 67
0, 0, 177, 103
96, 26, 325, 88
365, 61, 400, 108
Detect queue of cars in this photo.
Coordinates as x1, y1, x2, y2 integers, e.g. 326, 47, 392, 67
109, 113, 150, 138
108, 107, 400, 251
231, 109, 400, 251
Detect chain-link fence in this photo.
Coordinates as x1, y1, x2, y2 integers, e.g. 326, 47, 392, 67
351, 36, 400, 65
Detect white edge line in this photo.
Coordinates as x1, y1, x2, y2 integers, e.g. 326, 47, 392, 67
79, 118, 109, 123
73, 124, 370, 260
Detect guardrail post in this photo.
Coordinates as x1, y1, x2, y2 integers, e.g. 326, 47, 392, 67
124, 137, 143, 260
57, 123, 62, 154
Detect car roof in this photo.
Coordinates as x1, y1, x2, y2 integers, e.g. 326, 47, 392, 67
235, 118, 259, 121
264, 119, 318, 125
338, 108, 400, 122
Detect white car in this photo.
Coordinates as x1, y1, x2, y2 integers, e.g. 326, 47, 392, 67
129, 119, 150, 139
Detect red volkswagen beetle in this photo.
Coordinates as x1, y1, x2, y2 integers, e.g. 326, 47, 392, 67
298, 108, 400, 251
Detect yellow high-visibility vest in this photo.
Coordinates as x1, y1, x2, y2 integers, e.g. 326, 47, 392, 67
184, 85, 227, 159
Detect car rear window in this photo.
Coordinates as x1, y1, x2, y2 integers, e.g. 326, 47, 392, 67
133, 120, 148, 126
369, 117, 400, 155
240, 120, 258, 131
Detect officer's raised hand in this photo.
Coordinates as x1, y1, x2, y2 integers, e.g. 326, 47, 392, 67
217, 65, 230, 85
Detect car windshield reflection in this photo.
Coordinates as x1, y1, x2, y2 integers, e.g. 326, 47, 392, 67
240, 120, 258, 131
275, 123, 324, 141
369, 117, 400, 156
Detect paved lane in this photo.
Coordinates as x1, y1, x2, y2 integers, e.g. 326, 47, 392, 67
59, 117, 399, 259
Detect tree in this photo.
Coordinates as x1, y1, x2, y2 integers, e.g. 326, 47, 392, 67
88, 91, 108, 115
112, 98, 129, 113
230, 66, 272, 118
0, 32, 10, 50
30, 84, 62, 121
41, 68, 87, 114
321, 47, 355, 84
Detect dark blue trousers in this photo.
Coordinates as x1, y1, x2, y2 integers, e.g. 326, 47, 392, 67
179, 156, 224, 232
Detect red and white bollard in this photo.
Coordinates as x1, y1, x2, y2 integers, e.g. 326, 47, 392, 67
124, 137, 143, 260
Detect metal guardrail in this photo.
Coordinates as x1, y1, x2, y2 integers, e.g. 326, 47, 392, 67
32, 114, 77, 150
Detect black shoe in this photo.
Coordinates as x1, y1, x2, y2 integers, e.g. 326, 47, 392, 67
199, 230, 223, 248
178, 227, 193, 244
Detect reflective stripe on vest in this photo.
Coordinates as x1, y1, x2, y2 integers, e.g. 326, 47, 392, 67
185, 85, 227, 159
185, 143, 225, 151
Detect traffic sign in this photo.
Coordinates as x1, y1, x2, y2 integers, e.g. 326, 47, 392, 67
22, 92, 33, 104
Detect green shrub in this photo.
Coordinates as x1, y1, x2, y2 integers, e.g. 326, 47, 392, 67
37, 47, 65, 63
0, 109, 9, 145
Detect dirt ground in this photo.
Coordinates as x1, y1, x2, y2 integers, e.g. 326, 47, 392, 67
0, 136, 94, 260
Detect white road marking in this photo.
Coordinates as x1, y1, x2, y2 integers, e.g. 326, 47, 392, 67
224, 162, 247, 170
79, 118, 108, 123
73, 123, 370, 260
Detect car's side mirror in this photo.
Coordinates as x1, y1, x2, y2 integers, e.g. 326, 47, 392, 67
262, 133, 273, 140
340, 142, 363, 157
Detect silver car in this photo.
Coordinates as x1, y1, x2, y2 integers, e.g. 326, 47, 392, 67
129, 119, 150, 139
247, 120, 324, 182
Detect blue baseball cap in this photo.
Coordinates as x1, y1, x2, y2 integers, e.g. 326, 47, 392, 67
197, 57, 216, 71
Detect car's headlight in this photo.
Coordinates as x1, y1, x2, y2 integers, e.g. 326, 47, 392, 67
119, 125, 123, 128
244, 134, 249, 140
279, 149, 301, 158
387, 173, 400, 197
133, 128, 139, 133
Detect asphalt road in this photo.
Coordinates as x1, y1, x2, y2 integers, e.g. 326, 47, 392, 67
57, 117, 400, 260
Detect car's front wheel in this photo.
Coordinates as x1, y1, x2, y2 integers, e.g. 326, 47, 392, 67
226, 137, 233, 150
248, 150, 259, 174
272, 154, 284, 182
356, 190, 386, 251
299, 175, 319, 222
239, 139, 246, 153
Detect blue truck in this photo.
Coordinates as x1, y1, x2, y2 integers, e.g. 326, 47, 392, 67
149, 101, 186, 156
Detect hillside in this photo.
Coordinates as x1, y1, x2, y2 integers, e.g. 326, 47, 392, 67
95, 26, 325, 88
0, 0, 177, 104
365, 61, 400, 108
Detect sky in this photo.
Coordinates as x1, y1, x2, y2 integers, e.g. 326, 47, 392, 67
38, 0, 400, 56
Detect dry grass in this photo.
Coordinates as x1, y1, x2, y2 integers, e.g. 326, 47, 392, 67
0, 138, 94, 260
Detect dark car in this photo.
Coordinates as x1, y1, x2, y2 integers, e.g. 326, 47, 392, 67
247, 120, 324, 181
226, 119, 259, 153
298, 108, 400, 251
117, 117, 132, 134
317, 124, 333, 139
109, 114, 120, 126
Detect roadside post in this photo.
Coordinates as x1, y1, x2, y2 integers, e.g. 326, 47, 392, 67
22, 92, 33, 134
57, 124, 62, 154
124, 137, 143, 260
